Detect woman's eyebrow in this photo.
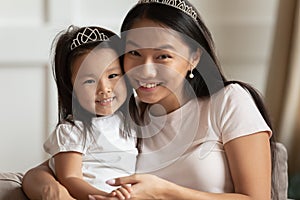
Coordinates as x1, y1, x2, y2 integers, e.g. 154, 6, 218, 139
126, 40, 140, 48
126, 40, 176, 51
154, 45, 176, 51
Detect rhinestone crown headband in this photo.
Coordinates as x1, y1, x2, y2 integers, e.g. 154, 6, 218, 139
70, 27, 110, 50
137, 0, 198, 22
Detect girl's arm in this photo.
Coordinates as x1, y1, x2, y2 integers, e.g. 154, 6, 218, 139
22, 160, 75, 200
53, 151, 109, 200
92, 132, 271, 200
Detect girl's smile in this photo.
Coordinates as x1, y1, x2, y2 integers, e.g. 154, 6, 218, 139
95, 96, 116, 106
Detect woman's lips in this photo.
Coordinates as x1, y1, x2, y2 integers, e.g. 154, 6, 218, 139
137, 81, 162, 92
139, 81, 162, 89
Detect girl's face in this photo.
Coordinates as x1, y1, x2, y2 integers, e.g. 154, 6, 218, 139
123, 18, 200, 113
72, 48, 127, 116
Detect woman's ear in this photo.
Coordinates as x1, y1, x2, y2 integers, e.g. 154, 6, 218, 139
191, 48, 202, 67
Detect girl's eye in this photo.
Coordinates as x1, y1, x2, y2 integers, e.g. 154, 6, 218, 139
83, 79, 95, 84
108, 73, 119, 79
128, 50, 140, 56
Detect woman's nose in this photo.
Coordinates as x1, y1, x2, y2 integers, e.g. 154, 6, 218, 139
140, 59, 157, 78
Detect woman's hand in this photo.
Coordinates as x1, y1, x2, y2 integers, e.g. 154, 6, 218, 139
22, 160, 76, 200
41, 180, 75, 200
90, 174, 174, 200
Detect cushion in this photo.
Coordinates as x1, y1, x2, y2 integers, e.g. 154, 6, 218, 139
272, 142, 289, 200
0, 172, 28, 200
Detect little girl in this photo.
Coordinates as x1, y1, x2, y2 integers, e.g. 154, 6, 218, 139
43, 25, 137, 200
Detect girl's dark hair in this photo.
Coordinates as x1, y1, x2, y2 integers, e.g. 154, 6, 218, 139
51, 25, 132, 137
121, 1, 277, 197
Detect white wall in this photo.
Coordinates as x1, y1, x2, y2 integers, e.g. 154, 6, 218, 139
194, 0, 279, 93
0, 0, 278, 173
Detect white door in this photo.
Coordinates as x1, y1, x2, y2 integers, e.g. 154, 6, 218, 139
0, 0, 136, 173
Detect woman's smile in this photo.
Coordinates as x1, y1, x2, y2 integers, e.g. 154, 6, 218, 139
139, 81, 162, 89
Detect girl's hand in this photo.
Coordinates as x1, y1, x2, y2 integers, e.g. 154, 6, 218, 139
90, 174, 173, 200
107, 184, 133, 200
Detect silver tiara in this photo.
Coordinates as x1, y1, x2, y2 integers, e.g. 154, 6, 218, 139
137, 0, 198, 22
70, 27, 110, 50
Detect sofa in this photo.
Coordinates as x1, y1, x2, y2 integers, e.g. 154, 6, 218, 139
0, 172, 28, 200
0, 143, 289, 200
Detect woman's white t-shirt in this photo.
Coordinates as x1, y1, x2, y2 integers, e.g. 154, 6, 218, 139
136, 84, 272, 193
44, 111, 138, 192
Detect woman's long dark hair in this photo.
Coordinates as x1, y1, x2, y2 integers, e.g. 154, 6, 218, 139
51, 25, 132, 138
121, 1, 277, 197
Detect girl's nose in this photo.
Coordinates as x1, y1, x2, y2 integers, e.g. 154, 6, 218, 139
97, 80, 112, 95
97, 88, 112, 95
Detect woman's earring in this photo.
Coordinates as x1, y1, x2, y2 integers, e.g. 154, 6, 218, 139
189, 68, 194, 79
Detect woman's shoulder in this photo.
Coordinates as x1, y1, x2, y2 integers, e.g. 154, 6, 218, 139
222, 83, 250, 95
195, 83, 257, 117
212, 83, 253, 103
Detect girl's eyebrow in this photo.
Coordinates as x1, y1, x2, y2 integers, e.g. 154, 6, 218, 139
78, 73, 97, 79
106, 67, 121, 74
126, 40, 176, 51
107, 65, 121, 70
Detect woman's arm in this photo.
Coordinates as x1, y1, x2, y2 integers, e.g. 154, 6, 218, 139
22, 160, 75, 200
92, 132, 271, 200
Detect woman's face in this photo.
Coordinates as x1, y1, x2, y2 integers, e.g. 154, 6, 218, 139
72, 48, 127, 116
123, 18, 200, 113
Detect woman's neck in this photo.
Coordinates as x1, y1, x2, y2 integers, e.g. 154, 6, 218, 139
148, 92, 192, 116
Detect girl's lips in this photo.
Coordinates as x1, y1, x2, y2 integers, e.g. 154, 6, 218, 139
96, 97, 115, 106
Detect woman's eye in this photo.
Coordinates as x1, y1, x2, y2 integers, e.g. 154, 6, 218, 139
83, 79, 95, 84
128, 50, 140, 56
108, 73, 119, 79
157, 54, 171, 59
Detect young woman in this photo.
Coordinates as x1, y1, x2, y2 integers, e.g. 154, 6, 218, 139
22, 25, 137, 200
91, 0, 276, 199
23, 1, 277, 200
